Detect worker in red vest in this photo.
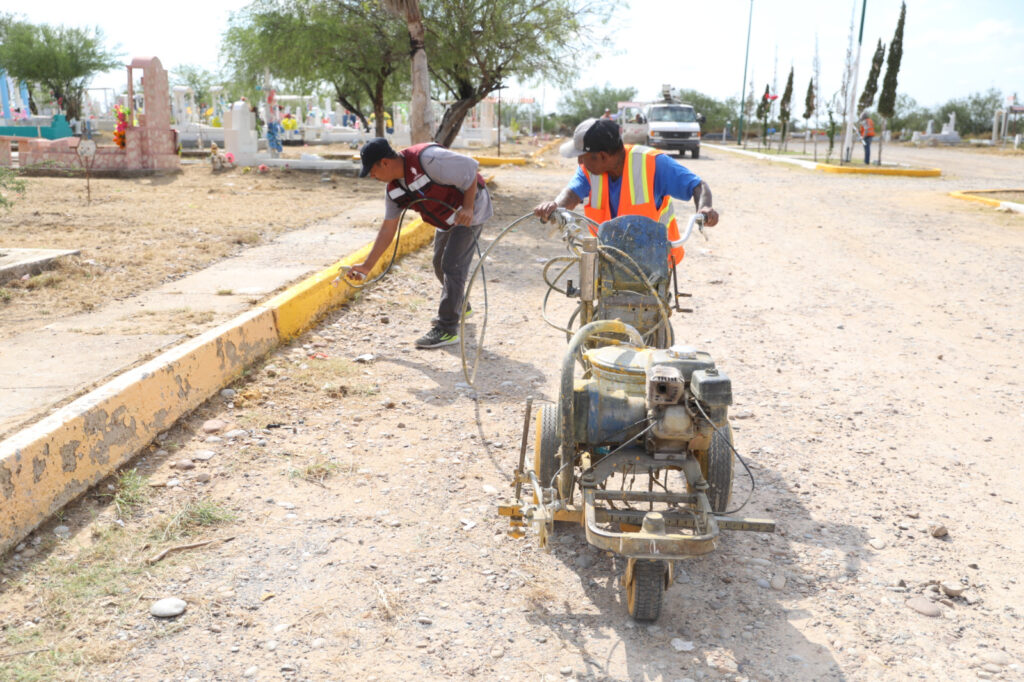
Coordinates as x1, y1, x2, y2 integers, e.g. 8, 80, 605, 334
534, 118, 718, 266
351, 138, 493, 348
859, 112, 876, 165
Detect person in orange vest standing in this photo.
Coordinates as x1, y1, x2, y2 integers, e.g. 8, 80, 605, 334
533, 118, 718, 266
859, 112, 876, 165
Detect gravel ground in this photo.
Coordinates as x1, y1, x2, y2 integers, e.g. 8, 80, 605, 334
1, 143, 1022, 681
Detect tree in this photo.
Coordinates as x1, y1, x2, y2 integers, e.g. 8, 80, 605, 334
424, 0, 615, 147
0, 19, 120, 122
876, 1, 905, 162
857, 39, 885, 116
382, 0, 433, 144
756, 84, 771, 151
172, 65, 219, 114
778, 67, 794, 152
802, 77, 815, 153
558, 84, 637, 125
676, 89, 738, 134
223, 0, 407, 135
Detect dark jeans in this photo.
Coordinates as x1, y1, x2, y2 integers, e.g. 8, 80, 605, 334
864, 136, 873, 164
431, 223, 482, 333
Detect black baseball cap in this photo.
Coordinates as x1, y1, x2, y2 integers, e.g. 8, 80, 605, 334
559, 118, 622, 158
359, 138, 399, 177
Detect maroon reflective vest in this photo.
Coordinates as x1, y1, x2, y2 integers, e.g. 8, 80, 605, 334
386, 142, 486, 230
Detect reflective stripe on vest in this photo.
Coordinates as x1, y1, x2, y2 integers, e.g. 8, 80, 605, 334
583, 145, 684, 264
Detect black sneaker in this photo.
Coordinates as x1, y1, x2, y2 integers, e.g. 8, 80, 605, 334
415, 326, 459, 348
463, 302, 474, 320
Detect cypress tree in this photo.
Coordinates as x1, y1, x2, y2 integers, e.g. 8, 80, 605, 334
779, 67, 794, 152
756, 84, 771, 151
803, 77, 816, 153
877, 2, 906, 163
858, 39, 886, 115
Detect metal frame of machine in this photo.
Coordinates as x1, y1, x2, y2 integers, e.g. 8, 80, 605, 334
493, 211, 775, 621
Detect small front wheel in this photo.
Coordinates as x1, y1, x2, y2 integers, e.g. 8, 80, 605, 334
533, 404, 573, 503
626, 559, 667, 621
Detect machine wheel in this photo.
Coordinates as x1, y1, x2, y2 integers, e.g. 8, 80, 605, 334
626, 559, 667, 621
704, 423, 735, 513
692, 147, 700, 159
533, 405, 573, 503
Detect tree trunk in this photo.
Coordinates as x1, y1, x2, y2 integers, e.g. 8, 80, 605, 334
407, 18, 433, 144
878, 117, 887, 165
373, 80, 386, 138
435, 97, 481, 148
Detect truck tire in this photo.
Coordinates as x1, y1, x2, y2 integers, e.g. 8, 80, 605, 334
692, 147, 700, 159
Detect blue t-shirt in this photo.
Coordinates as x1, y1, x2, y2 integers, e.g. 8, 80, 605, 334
568, 151, 702, 216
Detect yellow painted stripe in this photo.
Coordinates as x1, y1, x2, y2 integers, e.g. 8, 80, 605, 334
531, 138, 564, 157
0, 309, 279, 553
816, 163, 941, 177
472, 156, 528, 166
949, 190, 1002, 207
268, 217, 434, 340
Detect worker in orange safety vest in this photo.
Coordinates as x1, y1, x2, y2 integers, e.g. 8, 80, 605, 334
533, 118, 718, 266
859, 112, 876, 165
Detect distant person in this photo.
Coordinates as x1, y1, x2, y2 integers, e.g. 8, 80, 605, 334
349, 138, 493, 349
534, 118, 718, 266
601, 108, 612, 119
859, 112, 876, 165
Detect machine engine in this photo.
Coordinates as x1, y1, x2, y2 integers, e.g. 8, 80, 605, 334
575, 344, 732, 457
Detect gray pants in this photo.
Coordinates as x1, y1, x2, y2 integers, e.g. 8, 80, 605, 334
432, 223, 483, 334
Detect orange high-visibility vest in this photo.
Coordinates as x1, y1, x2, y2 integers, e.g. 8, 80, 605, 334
582, 144, 684, 265
860, 117, 875, 138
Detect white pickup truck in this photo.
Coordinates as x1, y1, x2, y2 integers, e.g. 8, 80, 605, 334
618, 101, 706, 159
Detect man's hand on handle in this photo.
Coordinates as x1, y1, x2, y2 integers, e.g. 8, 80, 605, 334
699, 207, 719, 228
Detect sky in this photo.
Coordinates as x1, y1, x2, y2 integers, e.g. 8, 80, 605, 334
7, 0, 1024, 113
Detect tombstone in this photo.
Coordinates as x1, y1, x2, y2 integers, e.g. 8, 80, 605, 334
926, 119, 935, 135
941, 111, 956, 135
224, 101, 259, 166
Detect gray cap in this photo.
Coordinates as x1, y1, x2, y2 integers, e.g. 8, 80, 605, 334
559, 118, 622, 158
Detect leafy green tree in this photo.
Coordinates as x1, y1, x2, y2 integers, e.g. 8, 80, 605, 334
935, 88, 1004, 136
889, 93, 928, 135
171, 65, 220, 113
558, 85, 637, 126
857, 39, 885, 116
425, 0, 615, 146
0, 19, 120, 122
778, 67, 794, 152
676, 89, 737, 134
756, 84, 771, 151
876, 1, 905, 160
803, 77, 815, 152
223, 0, 407, 135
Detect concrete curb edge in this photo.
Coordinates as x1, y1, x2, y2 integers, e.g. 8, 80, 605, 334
0, 217, 432, 553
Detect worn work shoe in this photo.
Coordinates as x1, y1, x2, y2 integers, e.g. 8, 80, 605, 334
415, 326, 459, 348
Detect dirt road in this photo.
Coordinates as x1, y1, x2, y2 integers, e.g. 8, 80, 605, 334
2, 144, 1022, 681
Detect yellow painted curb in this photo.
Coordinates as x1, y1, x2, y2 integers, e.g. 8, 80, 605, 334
815, 163, 941, 177
0, 215, 440, 553
531, 138, 565, 158
949, 189, 1024, 210
267, 217, 432, 339
0, 308, 278, 553
472, 155, 529, 166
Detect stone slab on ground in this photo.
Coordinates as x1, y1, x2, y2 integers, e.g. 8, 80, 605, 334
0, 248, 81, 282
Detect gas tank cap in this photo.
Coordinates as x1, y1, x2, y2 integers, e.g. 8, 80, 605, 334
668, 344, 697, 359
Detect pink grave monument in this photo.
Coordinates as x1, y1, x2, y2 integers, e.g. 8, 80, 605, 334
15, 57, 179, 173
